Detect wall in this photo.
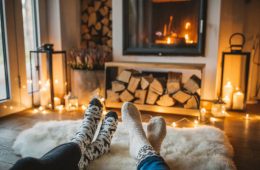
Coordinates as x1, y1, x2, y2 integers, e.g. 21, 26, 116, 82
112, 0, 222, 100
217, 0, 260, 102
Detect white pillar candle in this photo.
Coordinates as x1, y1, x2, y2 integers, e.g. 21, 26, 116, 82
40, 87, 50, 107
223, 81, 233, 99
232, 91, 244, 110
223, 96, 232, 109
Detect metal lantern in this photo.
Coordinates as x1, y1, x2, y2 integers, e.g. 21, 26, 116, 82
220, 33, 250, 111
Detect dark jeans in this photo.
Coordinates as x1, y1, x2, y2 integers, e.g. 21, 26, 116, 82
10, 142, 81, 170
137, 155, 170, 170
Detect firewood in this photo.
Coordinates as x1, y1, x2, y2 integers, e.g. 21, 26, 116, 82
150, 78, 164, 95
101, 18, 109, 25
156, 94, 175, 107
184, 96, 199, 109
112, 81, 125, 92
146, 91, 159, 105
183, 75, 201, 94
167, 72, 182, 94
100, 7, 109, 16
117, 69, 139, 83
128, 76, 141, 93
172, 90, 191, 104
88, 12, 97, 27
106, 90, 119, 102
94, 1, 101, 11
134, 90, 147, 105
95, 22, 102, 30
102, 26, 110, 35
141, 75, 153, 90
120, 90, 134, 102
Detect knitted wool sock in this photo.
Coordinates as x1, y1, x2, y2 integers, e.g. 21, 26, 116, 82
71, 98, 103, 153
78, 111, 118, 169
121, 102, 158, 165
147, 116, 167, 153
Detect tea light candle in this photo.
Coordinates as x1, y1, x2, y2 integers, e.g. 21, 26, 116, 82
232, 91, 244, 110
200, 108, 206, 122
54, 97, 61, 106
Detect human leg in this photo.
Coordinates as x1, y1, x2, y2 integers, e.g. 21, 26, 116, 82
78, 111, 118, 169
11, 98, 103, 170
121, 102, 170, 170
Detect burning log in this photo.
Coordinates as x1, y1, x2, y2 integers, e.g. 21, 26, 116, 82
157, 94, 175, 107
183, 75, 201, 94
112, 81, 125, 92
146, 90, 159, 105
128, 76, 141, 93
106, 90, 119, 102
172, 90, 191, 104
167, 72, 182, 94
134, 90, 147, 104
120, 90, 134, 102
150, 78, 164, 95
141, 75, 153, 90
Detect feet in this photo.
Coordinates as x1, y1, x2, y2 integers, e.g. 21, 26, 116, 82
121, 102, 153, 159
71, 98, 103, 153
79, 111, 118, 169
147, 116, 166, 153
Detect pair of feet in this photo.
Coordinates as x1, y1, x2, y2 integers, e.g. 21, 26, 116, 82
122, 102, 167, 165
71, 98, 118, 169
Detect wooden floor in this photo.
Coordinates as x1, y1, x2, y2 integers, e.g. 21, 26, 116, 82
0, 104, 260, 170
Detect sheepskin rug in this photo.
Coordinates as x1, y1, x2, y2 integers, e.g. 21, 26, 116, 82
13, 120, 236, 170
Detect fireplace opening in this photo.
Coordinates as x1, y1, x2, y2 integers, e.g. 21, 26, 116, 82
123, 0, 207, 56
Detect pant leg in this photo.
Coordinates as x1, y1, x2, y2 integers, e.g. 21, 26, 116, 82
137, 155, 170, 170
10, 142, 81, 170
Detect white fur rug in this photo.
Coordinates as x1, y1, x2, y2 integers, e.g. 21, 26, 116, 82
13, 120, 236, 170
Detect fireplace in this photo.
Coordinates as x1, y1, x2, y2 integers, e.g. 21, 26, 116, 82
123, 0, 207, 56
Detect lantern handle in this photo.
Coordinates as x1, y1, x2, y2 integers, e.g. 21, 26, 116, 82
229, 33, 246, 52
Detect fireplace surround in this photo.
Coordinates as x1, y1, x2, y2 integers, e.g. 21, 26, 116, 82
123, 0, 207, 56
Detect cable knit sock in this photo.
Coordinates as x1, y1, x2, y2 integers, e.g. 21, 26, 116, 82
78, 111, 118, 169
71, 98, 103, 153
121, 102, 158, 165
147, 116, 167, 153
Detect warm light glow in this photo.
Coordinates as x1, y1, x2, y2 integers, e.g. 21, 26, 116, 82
42, 110, 47, 115
102, 110, 107, 116
38, 80, 42, 85
210, 117, 216, 123
27, 80, 32, 84
200, 108, 206, 114
185, 22, 191, 29
172, 122, 177, 128
22, 85, 26, 89
33, 109, 39, 113
39, 106, 44, 111
245, 114, 250, 120
10, 106, 13, 110
81, 104, 87, 110
54, 79, 59, 84
55, 105, 64, 113
3, 105, 7, 109
167, 37, 171, 44
100, 98, 105, 102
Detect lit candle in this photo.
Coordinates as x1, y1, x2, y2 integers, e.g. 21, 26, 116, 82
223, 81, 233, 101
54, 97, 61, 106
172, 122, 176, 128
40, 86, 50, 107
232, 91, 244, 110
55, 105, 64, 113
200, 108, 206, 122
245, 114, 250, 120
222, 95, 232, 109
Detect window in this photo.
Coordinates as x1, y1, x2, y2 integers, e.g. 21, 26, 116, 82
21, 0, 39, 93
0, 1, 10, 101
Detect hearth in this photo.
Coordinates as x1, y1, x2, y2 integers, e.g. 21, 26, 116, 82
123, 0, 207, 56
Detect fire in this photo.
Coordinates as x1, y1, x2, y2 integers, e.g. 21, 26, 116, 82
155, 17, 195, 45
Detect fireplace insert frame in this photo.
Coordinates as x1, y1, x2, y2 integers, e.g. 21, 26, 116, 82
123, 0, 207, 56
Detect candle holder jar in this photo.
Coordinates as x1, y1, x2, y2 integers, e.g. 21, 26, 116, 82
211, 98, 226, 117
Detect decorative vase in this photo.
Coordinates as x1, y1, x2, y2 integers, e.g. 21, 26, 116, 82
71, 69, 105, 105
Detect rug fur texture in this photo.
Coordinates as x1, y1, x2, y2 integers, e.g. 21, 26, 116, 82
13, 120, 236, 170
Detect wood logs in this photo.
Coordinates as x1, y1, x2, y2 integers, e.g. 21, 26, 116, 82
106, 69, 201, 110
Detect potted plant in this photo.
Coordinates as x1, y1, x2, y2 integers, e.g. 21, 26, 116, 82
69, 46, 112, 105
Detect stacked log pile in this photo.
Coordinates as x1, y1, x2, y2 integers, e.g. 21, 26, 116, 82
106, 69, 201, 109
81, 0, 112, 53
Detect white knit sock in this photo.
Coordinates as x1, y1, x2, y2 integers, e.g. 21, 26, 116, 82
147, 116, 167, 153
121, 102, 157, 161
